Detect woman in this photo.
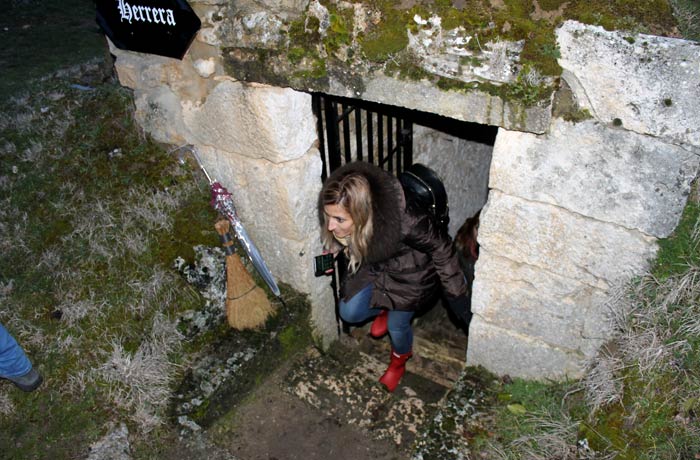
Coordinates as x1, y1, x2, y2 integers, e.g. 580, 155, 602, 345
319, 161, 470, 392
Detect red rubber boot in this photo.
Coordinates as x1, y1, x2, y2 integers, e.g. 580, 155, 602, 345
370, 310, 388, 338
379, 349, 413, 392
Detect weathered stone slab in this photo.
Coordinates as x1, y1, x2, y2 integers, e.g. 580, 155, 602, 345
133, 87, 190, 145
478, 191, 657, 287
182, 81, 317, 162
466, 320, 586, 380
195, 145, 322, 285
491, 119, 700, 238
194, 144, 338, 345
357, 75, 551, 134
557, 20, 700, 149
413, 126, 493, 235
471, 251, 611, 356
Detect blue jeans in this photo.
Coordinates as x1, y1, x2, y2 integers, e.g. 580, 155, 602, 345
0, 323, 33, 379
338, 284, 415, 354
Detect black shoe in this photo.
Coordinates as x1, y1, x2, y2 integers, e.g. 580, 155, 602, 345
8, 368, 43, 392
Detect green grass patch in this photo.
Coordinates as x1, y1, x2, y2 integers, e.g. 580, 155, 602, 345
565, 0, 678, 34
358, 2, 411, 62
652, 187, 700, 280
670, 0, 700, 40
0, 0, 106, 101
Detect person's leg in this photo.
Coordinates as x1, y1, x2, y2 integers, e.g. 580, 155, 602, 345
379, 310, 415, 392
386, 310, 415, 354
338, 284, 383, 324
0, 324, 32, 379
0, 323, 42, 392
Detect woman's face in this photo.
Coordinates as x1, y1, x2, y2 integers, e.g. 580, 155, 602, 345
324, 204, 354, 239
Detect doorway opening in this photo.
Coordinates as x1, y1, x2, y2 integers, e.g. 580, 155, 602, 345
312, 92, 497, 387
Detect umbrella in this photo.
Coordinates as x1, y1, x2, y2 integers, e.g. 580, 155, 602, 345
190, 149, 281, 298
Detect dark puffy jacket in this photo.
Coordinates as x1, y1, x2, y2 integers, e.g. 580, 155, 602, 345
319, 162, 467, 312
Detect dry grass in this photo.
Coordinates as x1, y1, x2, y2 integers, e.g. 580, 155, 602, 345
509, 411, 579, 460
670, 0, 700, 40
97, 313, 184, 432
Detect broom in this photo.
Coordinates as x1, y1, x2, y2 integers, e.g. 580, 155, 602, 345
215, 219, 276, 330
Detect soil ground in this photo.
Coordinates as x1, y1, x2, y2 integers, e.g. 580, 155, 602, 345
168, 303, 470, 459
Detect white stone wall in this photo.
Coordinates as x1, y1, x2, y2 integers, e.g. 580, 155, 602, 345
412, 125, 493, 236
107, 1, 339, 347
466, 22, 700, 380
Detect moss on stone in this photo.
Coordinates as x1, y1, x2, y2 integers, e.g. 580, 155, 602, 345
384, 50, 432, 81
171, 283, 312, 428
230, 0, 678, 109
359, 16, 409, 61
288, 46, 307, 64
538, 0, 568, 11
223, 48, 291, 86
324, 6, 354, 56
552, 81, 593, 122
436, 69, 554, 107
565, 0, 677, 34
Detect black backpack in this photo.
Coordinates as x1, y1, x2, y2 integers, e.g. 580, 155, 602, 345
399, 163, 449, 232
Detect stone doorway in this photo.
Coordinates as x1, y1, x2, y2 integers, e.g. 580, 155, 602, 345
312, 93, 498, 386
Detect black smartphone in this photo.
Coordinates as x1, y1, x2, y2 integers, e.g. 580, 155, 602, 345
314, 253, 334, 277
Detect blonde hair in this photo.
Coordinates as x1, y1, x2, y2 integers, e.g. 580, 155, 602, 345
321, 172, 374, 273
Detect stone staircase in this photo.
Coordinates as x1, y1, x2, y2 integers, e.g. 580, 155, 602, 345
195, 301, 482, 460
283, 302, 471, 454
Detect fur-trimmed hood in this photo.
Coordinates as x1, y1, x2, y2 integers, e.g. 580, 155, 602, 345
318, 161, 405, 264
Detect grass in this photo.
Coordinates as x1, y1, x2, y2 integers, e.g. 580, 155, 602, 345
0, 52, 312, 460
0, 64, 216, 457
0, 0, 105, 102
474, 183, 700, 459
669, 0, 700, 40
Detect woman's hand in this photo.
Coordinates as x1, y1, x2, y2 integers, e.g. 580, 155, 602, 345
446, 295, 472, 327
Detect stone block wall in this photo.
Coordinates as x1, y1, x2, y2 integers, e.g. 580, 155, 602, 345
466, 21, 700, 379
412, 125, 493, 235
107, 0, 700, 380
108, 0, 339, 346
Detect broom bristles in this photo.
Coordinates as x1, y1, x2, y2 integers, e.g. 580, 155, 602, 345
215, 219, 276, 330
225, 252, 276, 330
227, 286, 276, 330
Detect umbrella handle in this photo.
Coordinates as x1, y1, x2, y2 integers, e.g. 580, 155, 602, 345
214, 219, 235, 256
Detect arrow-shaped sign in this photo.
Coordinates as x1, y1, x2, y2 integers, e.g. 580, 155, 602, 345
96, 0, 201, 60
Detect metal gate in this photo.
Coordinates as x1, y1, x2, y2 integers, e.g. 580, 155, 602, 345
312, 93, 414, 180
312, 93, 415, 331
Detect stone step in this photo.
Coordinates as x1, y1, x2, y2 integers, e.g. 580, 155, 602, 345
284, 344, 451, 452
350, 303, 469, 389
